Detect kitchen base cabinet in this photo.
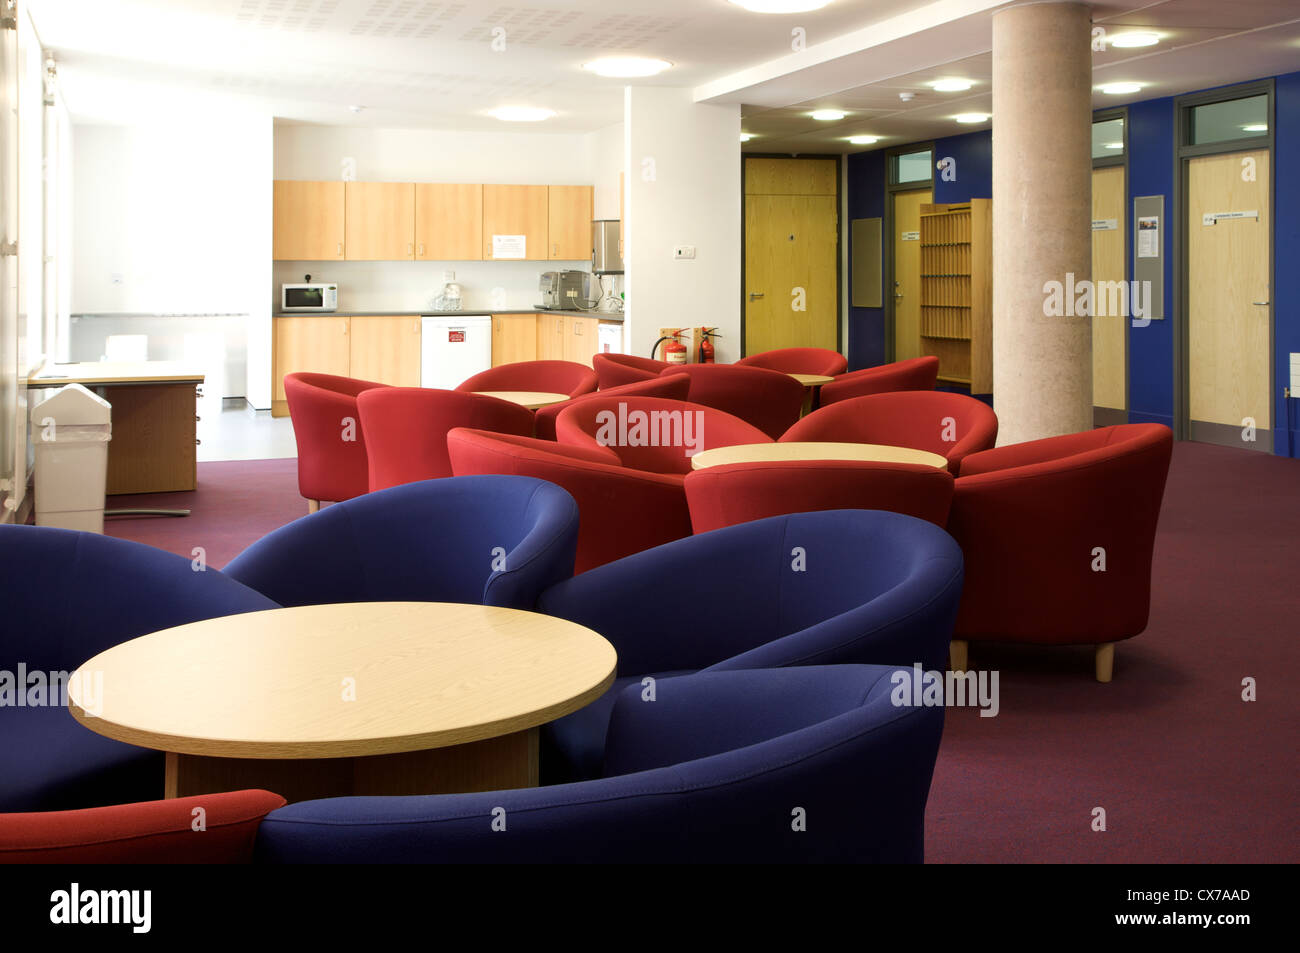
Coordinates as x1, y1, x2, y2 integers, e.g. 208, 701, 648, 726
350, 317, 422, 387
273, 317, 351, 417
492, 315, 538, 366
535, 313, 567, 361
563, 315, 600, 368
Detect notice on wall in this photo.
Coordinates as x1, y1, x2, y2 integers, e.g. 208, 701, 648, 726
1091, 219, 1118, 231
1137, 216, 1160, 259
492, 234, 527, 259
1201, 210, 1258, 226
900, 230, 920, 241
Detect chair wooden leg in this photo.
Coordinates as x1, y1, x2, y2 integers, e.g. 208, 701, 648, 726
949, 639, 968, 672
307, 499, 320, 514
1095, 643, 1114, 683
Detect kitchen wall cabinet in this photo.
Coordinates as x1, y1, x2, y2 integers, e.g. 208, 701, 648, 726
350, 316, 422, 387
345, 182, 416, 261
482, 185, 549, 261
548, 185, 594, 260
273, 181, 345, 260
492, 314, 538, 366
272, 316, 351, 414
416, 183, 482, 261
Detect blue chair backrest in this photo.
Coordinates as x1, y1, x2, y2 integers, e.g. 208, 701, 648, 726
224, 476, 579, 610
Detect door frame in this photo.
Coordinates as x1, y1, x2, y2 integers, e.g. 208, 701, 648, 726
740, 153, 843, 357
1173, 79, 1275, 446
882, 142, 935, 363
1092, 106, 1130, 424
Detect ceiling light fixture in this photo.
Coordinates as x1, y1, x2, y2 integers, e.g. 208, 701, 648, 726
490, 106, 556, 122
582, 56, 672, 78
1242, 123, 1268, 132
1099, 82, 1143, 95
1104, 141, 1123, 149
348, 105, 365, 113
810, 109, 846, 121
1109, 32, 1160, 48
740, 133, 755, 142
847, 135, 879, 145
954, 112, 990, 124
728, 0, 833, 13
931, 78, 973, 92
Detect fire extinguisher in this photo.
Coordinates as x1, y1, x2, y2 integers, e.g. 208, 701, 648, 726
661, 330, 688, 364
698, 327, 718, 364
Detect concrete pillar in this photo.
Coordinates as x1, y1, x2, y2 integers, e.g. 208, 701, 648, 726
991, 1, 1093, 443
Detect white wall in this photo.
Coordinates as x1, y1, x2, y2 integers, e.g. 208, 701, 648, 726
70, 115, 273, 403
624, 88, 741, 361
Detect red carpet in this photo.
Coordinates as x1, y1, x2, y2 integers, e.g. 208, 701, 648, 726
103, 444, 1299, 863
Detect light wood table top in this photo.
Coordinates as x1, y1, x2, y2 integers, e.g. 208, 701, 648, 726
68, 602, 617, 760
788, 373, 836, 387
28, 361, 205, 387
691, 441, 949, 471
474, 390, 571, 409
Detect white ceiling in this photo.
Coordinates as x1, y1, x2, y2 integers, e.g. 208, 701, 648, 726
28, 0, 1300, 147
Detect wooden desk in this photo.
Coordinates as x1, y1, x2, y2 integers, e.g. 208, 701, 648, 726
68, 602, 617, 804
29, 362, 204, 495
691, 441, 950, 471
474, 390, 570, 410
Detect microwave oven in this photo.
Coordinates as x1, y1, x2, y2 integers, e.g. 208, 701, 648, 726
282, 282, 338, 312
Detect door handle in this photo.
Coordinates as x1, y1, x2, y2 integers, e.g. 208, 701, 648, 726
749, 292, 764, 300
1252, 301, 1270, 306
418, 243, 425, 257
553, 243, 559, 256
337, 242, 343, 256
407, 242, 414, 257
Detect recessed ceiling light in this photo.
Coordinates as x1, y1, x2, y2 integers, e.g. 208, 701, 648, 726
729, 0, 833, 13
1110, 32, 1160, 48
582, 56, 672, 78
490, 106, 556, 122
348, 105, 365, 113
931, 78, 973, 92
810, 109, 846, 121
954, 113, 990, 124
740, 133, 755, 142
1104, 141, 1123, 149
847, 135, 879, 145
1242, 123, 1268, 132
1099, 82, 1143, 95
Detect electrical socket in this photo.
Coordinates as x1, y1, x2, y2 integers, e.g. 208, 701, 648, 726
673, 245, 696, 260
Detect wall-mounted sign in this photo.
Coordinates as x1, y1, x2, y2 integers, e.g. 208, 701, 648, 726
492, 234, 527, 259
1202, 210, 1259, 226
1091, 219, 1118, 231
900, 230, 920, 241
1137, 216, 1159, 259
448, 329, 465, 343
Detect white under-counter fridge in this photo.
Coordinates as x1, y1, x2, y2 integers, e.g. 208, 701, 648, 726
420, 314, 492, 389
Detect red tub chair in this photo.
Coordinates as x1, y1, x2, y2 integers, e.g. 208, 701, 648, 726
685, 459, 955, 533
946, 424, 1173, 682
448, 429, 693, 573
457, 359, 597, 399
284, 372, 390, 513
660, 363, 806, 439
556, 396, 772, 475
534, 374, 691, 441
819, 356, 940, 407
737, 347, 848, 377
0, 790, 285, 863
593, 352, 670, 389
356, 387, 535, 490
782, 391, 998, 475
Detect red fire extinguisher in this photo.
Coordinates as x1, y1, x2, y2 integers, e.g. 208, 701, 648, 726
698, 327, 718, 364
662, 330, 688, 364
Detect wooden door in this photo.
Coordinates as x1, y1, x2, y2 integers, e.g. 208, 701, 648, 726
345, 182, 415, 260
743, 158, 838, 355
273, 181, 345, 260
548, 186, 593, 260
415, 183, 482, 261
1092, 166, 1127, 411
483, 185, 548, 260
273, 317, 350, 410
492, 315, 538, 366
563, 315, 599, 367
535, 312, 567, 360
892, 189, 931, 361
349, 316, 422, 386
1188, 149, 1271, 441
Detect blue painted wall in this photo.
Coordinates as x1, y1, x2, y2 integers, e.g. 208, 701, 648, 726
845, 73, 1300, 455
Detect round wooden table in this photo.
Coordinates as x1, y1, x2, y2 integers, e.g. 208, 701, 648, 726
68, 602, 617, 804
690, 441, 949, 471
787, 374, 836, 415
474, 390, 570, 409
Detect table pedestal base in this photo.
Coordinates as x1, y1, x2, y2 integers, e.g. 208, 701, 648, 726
164, 728, 538, 804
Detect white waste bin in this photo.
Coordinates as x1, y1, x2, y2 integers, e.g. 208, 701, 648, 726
32, 383, 113, 534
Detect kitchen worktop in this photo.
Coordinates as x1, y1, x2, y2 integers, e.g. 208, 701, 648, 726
273, 309, 625, 322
